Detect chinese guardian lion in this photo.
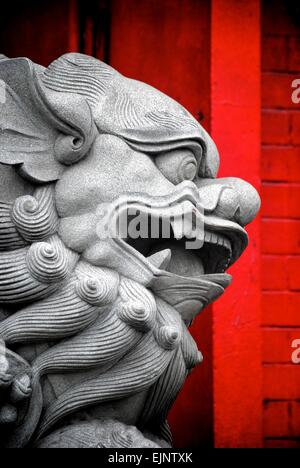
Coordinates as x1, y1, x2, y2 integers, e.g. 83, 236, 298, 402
0, 53, 260, 448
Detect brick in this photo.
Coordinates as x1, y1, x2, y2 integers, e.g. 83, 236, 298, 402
261, 146, 300, 182
290, 111, 300, 144
288, 257, 300, 290
263, 365, 300, 400
261, 111, 290, 145
263, 400, 300, 438
262, 255, 300, 290
262, 1, 300, 36
263, 328, 300, 363
288, 36, 300, 72
262, 184, 300, 218
262, 292, 300, 326
262, 219, 300, 254
263, 401, 289, 437
264, 438, 300, 448
262, 256, 288, 290
262, 72, 300, 109
262, 36, 288, 72
291, 401, 300, 437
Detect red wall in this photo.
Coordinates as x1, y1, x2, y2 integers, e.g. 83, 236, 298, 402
261, 0, 300, 449
211, 0, 262, 448
0, 0, 78, 65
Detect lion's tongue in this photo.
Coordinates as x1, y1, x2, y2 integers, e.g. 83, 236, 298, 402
147, 249, 172, 269
148, 241, 205, 276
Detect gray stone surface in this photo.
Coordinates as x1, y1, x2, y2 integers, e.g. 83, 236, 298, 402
35, 419, 164, 449
0, 53, 260, 448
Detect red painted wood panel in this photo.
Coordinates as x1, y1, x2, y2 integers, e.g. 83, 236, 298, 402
0, 0, 78, 66
109, 0, 211, 130
211, 0, 262, 448
109, 0, 213, 448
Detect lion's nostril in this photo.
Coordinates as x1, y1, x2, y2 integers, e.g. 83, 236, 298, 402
214, 188, 240, 221
197, 177, 261, 227
219, 177, 261, 226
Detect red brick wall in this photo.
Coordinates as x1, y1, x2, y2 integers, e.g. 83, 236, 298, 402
261, 0, 300, 449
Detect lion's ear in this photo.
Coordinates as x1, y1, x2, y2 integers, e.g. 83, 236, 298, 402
0, 57, 96, 183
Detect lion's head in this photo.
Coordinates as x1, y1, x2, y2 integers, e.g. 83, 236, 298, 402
0, 53, 260, 448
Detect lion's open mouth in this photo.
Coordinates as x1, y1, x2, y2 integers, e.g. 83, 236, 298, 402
128, 228, 232, 276
112, 194, 248, 277
103, 188, 248, 321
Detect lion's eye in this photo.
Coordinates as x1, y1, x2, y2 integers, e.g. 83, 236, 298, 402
155, 149, 198, 185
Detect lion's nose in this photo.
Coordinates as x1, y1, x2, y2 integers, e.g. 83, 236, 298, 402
197, 177, 261, 227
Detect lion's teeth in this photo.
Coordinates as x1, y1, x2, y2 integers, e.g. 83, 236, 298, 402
217, 236, 224, 246
147, 249, 172, 269
170, 218, 184, 240
211, 233, 219, 244
224, 238, 231, 250
204, 231, 232, 253
170, 218, 196, 240
204, 231, 212, 243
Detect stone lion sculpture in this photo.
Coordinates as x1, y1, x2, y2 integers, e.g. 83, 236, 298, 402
0, 53, 260, 448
